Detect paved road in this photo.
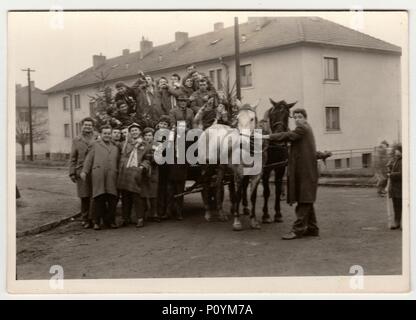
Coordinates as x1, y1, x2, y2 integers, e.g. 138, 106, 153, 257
16, 166, 402, 279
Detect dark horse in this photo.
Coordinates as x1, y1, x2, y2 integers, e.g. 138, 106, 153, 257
261, 99, 297, 223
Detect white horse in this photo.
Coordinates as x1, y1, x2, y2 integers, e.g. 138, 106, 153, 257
197, 102, 265, 231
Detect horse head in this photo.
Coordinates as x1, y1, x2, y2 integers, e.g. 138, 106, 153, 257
236, 101, 259, 134
267, 98, 297, 133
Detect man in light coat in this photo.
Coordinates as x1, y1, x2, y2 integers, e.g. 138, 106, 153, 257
81, 125, 120, 230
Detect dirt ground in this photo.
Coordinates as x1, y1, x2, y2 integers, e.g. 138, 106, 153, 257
15, 167, 402, 279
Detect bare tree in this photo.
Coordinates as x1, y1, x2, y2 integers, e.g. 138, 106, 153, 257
16, 111, 48, 160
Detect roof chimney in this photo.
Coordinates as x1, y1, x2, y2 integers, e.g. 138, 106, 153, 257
93, 53, 106, 68
174, 31, 188, 50
122, 49, 130, 56
214, 22, 224, 31
140, 37, 153, 59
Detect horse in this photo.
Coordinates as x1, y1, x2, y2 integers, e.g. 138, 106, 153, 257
198, 102, 266, 231
260, 99, 297, 223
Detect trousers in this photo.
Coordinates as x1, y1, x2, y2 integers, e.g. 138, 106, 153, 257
121, 191, 145, 223
93, 194, 118, 225
292, 203, 319, 235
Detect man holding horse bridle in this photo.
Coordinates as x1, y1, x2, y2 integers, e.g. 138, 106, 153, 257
264, 108, 330, 240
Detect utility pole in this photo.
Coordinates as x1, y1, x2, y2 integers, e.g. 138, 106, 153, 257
21, 68, 35, 161
234, 17, 241, 101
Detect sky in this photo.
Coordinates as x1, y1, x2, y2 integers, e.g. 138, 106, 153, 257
8, 11, 408, 91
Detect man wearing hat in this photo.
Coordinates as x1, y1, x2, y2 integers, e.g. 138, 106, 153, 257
117, 122, 152, 227
169, 95, 194, 130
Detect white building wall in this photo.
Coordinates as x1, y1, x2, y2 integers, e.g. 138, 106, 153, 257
301, 46, 401, 152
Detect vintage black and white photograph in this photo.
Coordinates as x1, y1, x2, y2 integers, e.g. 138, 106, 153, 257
7, 9, 409, 293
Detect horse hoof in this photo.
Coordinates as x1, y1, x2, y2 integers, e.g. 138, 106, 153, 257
262, 217, 273, 224
250, 219, 261, 230
233, 222, 243, 231
243, 208, 250, 216
204, 211, 212, 222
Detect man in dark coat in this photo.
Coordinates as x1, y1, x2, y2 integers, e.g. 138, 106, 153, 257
69, 117, 96, 228
81, 125, 120, 230
169, 95, 194, 130
155, 77, 173, 116
189, 78, 219, 115
114, 82, 137, 115
268, 108, 323, 240
387, 144, 402, 230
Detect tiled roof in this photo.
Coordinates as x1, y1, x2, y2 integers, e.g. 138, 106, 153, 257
16, 86, 48, 108
45, 16, 401, 94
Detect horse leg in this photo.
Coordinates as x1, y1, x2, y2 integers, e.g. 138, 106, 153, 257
274, 167, 284, 223
262, 168, 273, 223
216, 166, 228, 222
249, 174, 262, 229
242, 177, 250, 215
232, 172, 243, 231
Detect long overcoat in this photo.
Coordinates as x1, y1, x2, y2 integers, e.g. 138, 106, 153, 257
269, 123, 318, 204
69, 134, 95, 198
82, 140, 120, 198
388, 156, 402, 199
117, 139, 152, 194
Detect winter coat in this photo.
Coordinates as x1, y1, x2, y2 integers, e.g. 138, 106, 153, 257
69, 134, 96, 198
169, 106, 195, 129
141, 142, 159, 198
155, 88, 173, 115
189, 89, 219, 114
117, 139, 152, 194
82, 140, 120, 198
388, 156, 402, 198
269, 123, 318, 204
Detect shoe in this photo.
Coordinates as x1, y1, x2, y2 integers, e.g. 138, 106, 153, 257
93, 224, 101, 230
83, 222, 92, 229
176, 214, 184, 221
303, 229, 319, 237
390, 225, 400, 230
136, 219, 144, 228
110, 223, 118, 229
282, 232, 300, 240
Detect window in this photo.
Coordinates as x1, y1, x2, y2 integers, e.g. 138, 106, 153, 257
75, 122, 81, 136
19, 111, 29, 122
362, 153, 372, 168
240, 64, 252, 87
64, 124, 70, 138
74, 94, 81, 109
335, 159, 342, 169
63, 96, 69, 111
346, 158, 351, 168
324, 57, 338, 81
326, 107, 340, 131
216, 69, 223, 90
208, 68, 224, 91
89, 101, 96, 116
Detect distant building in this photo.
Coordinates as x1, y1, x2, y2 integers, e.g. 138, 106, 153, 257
16, 81, 49, 160
45, 16, 401, 169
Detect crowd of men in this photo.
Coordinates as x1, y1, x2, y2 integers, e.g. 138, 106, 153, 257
70, 65, 234, 230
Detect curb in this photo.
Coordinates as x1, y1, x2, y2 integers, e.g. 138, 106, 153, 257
318, 183, 375, 188
16, 212, 81, 238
